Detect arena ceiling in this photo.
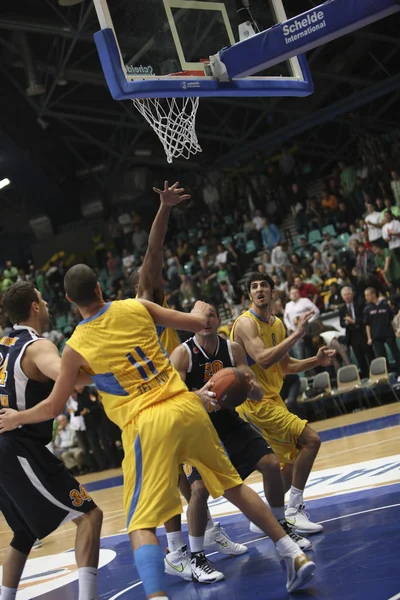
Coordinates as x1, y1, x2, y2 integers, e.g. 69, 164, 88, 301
0, 0, 399, 217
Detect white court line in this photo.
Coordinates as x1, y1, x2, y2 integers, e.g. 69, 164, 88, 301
388, 594, 400, 600
318, 436, 400, 458
319, 502, 400, 524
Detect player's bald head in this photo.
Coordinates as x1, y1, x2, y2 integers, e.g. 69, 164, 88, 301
64, 264, 99, 307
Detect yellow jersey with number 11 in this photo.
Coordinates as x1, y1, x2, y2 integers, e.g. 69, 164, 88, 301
231, 309, 286, 401
67, 299, 188, 429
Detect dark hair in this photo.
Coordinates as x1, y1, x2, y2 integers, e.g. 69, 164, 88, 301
64, 264, 98, 307
2, 281, 39, 324
365, 286, 377, 297
245, 272, 275, 293
207, 303, 220, 319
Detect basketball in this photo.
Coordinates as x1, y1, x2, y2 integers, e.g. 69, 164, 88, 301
210, 367, 250, 409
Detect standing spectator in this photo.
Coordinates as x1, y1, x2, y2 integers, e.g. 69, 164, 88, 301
293, 276, 323, 311
215, 243, 228, 267
122, 248, 136, 277
364, 286, 400, 373
284, 287, 320, 359
203, 178, 220, 213
131, 223, 149, 255
338, 161, 357, 196
3, 260, 18, 283
53, 415, 85, 474
252, 209, 264, 232
67, 393, 96, 472
320, 232, 342, 262
260, 217, 281, 250
117, 207, 133, 248
391, 171, 400, 206
355, 244, 376, 276
364, 202, 384, 246
382, 211, 400, 262
271, 242, 290, 278
371, 242, 400, 290
339, 286, 373, 378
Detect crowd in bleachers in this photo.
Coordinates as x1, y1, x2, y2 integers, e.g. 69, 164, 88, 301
1, 131, 400, 467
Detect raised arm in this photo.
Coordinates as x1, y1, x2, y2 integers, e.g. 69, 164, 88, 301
231, 341, 263, 400
233, 313, 312, 371
139, 298, 208, 333
137, 181, 190, 304
280, 347, 335, 374
0, 345, 86, 430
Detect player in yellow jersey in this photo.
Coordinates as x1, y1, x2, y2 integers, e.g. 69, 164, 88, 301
0, 266, 315, 598
129, 180, 185, 355
232, 272, 335, 536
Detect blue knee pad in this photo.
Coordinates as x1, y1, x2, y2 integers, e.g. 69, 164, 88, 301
134, 544, 165, 597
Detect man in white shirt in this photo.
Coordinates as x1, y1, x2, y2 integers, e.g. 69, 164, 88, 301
271, 242, 290, 278
252, 209, 264, 231
284, 288, 320, 333
54, 414, 84, 473
215, 243, 228, 267
382, 211, 400, 255
364, 202, 384, 245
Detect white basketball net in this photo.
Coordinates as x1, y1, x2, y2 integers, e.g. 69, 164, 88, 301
131, 96, 202, 163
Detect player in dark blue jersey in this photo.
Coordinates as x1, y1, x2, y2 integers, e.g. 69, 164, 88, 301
0, 281, 102, 600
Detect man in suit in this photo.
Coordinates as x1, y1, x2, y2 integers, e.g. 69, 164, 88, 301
339, 286, 373, 378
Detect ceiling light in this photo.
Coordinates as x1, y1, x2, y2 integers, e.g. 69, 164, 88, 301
0, 178, 11, 189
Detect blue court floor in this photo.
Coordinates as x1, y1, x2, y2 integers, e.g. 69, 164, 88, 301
29, 481, 400, 600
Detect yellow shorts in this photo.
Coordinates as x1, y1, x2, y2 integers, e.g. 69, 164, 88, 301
122, 392, 242, 533
237, 396, 308, 464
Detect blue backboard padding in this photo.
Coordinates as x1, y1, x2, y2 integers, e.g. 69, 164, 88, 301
221, 0, 400, 78
94, 28, 313, 100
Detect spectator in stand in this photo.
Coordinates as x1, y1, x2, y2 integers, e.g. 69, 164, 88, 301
355, 244, 376, 276
271, 241, 290, 278
320, 232, 342, 262
252, 209, 264, 232
339, 286, 373, 378
334, 201, 355, 233
259, 252, 274, 276
324, 282, 340, 310
179, 274, 196, 309
364, 202, 384, 247
371, 242, 400, 291
382, 211, 400, 262
117, 206, 133, 249
348, 223, 363, 246
364, 286, 400, 373
321, 189, 338, 219
122, 248, 136, 277
272, 273, 289, 298
297, 237, 314, 263
3, 260, 18, 283
382, 197, 400, 219
311, 250, 330, 277
288, 252, 303, 277
284, 287, 320, 358
301, 266, 324, 288
215, 243, 228, 267
338, 160, 357, 196
294, 275, 323, 311
67, 393, 96, 472
260, 217, 281, 250
219, 280, 236, 318
0, 272, 13, 293
53, 415, 84, 475
304, 197, 323, 232
106, 251, 123, 285
131, 223, 149, 255
391, 171, 400, 206
242, 213, 256, 239
203, 177, 220, 213
108, 215, 124, 254
176, 237, 190, 264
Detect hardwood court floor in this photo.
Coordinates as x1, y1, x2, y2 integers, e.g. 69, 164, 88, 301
1, 403, 399, 599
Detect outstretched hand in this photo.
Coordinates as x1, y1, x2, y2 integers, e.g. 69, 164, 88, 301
0, 408, 21, 433
153, 181, 191, 207
196, 382, 220, 413
316, 346, 336, 366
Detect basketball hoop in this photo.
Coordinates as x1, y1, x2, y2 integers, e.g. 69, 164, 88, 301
131, 69, 206, 163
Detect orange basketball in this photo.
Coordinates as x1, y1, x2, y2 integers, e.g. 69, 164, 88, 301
210, 367, 250, 409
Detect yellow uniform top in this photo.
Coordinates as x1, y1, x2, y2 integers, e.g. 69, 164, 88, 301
67, 299, 187, 429
158, 296, 181, 355
231, 309, 286, 401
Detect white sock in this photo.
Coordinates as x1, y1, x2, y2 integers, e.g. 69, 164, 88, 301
276, 535, 301, 558
287, 486, 304, 510
78, 566, 98, 600
205, 508, 215, 530
188, 535, 204, 554
270, 506, 285, 521
166, 531, 185, 552
0, 586, 17, 600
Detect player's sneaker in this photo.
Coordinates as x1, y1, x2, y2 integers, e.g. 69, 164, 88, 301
204, 522, 248, 555
190, 552, 225, 584
284, 551, 315, 593
286, 504, 323, 535
249, 521, 311, 550
164, 544, 192, 581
